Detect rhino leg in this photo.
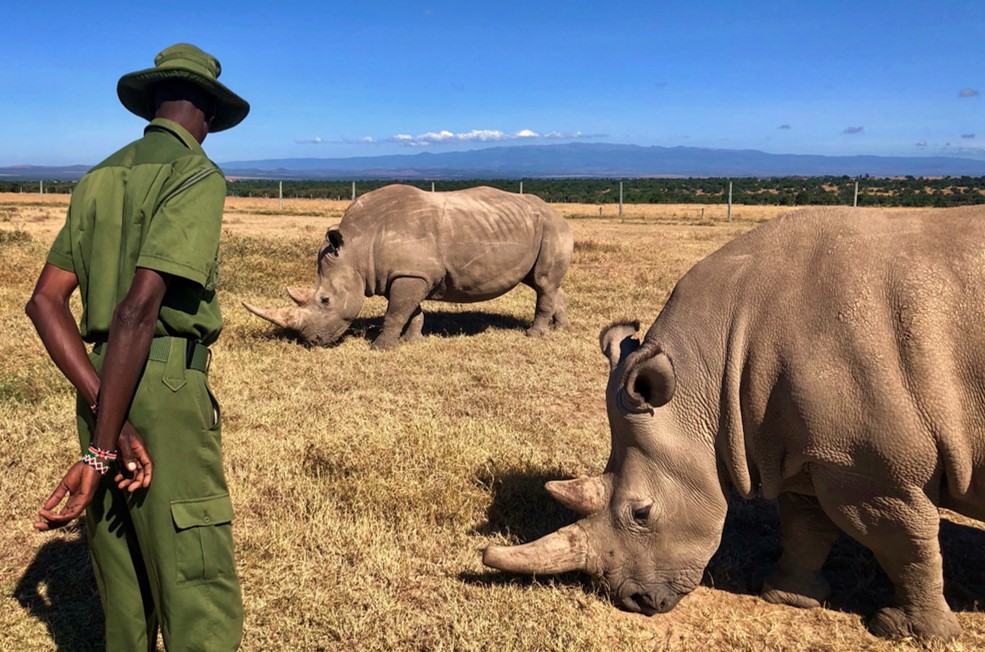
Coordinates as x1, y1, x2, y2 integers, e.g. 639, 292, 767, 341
526, 286, 558, 337
551, 288, 570, 330
400, 306, 425, 344
524, 226, 571, 336
812, 466, 961, 640
761, 493, 838, 608
373, 277, 430, 351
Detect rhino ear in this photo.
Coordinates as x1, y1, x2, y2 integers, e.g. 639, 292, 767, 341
325, 225, 344, 253
599, 320, 641, 370
623, 350, 676, 411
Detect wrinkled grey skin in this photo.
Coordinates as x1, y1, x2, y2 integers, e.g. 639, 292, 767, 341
484, 206, 985, 640
245, 184, 572, 349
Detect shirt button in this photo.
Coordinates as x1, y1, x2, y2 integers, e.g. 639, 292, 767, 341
203, 515, 211, 524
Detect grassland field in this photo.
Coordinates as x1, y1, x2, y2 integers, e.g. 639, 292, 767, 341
0, 192, 980, 651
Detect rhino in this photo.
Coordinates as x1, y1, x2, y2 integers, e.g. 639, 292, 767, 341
244, 184, 573, 350
483, 206, 985, 640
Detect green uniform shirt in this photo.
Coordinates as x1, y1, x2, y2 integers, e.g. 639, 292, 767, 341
47, 118, 225, 345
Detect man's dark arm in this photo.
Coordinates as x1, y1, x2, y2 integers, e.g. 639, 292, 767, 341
29, 266, 168, 530
25, 264, 99, 407
27, 264, 154, 488
89, 267, 170, 451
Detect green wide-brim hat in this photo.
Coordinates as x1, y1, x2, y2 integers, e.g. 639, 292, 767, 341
117, 43, 250, 132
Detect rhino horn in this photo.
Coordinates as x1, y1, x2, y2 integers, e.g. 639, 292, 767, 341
482, 524, 589, 575
545, 475, 609, 516
242, 302, 303, 331
286, 286, 313, 305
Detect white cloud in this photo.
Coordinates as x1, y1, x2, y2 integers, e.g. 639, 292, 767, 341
295, 136, 325, 145
959, 88, 979, 98
353, 128, 608, 147
456, 129, 505, 142
418, 130, 456, 142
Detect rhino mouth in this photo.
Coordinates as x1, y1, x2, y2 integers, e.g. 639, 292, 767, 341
618, 589, 683, 615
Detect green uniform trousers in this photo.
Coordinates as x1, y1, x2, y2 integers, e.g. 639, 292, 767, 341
79, 337, 243, 651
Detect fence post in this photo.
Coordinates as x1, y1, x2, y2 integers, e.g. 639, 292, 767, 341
619, 181, 623, 218
351, 181, 356, 202
727, 180, 733, 222
853, 179, 859, 207
279, 181, 284, 209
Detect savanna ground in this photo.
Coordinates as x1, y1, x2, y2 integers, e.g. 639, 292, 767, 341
1, 192, 982, 651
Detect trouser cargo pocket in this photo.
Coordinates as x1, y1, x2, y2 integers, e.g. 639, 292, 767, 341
171, 494, 235, 583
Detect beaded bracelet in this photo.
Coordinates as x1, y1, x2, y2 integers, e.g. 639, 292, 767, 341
82, 444, 118, 475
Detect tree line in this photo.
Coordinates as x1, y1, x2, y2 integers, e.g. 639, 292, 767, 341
5, 176, 985, 208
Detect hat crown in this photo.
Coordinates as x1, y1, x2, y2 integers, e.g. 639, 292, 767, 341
153, 43, 222, 81
117, 42, 248, 131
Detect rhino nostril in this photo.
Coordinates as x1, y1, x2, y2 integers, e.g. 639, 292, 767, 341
624, 593, 658, 616
619, 595, 642, 614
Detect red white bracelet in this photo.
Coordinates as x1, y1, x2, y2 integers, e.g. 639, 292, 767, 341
82, 444, 117, 475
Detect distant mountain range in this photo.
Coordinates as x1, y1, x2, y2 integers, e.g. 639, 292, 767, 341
5, 143, 985, 180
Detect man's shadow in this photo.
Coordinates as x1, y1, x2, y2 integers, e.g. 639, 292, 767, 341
14, 523, 104, 651
468, 466, 985, 619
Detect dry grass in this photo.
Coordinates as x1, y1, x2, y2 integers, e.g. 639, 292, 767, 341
0, 194, 980, 651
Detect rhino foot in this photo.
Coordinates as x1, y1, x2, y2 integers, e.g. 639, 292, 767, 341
867, 606, 961, 640
400, 331, 426, 345
525, 324, 550, 338
371, 335, 401, 351
760, 569, 830, 609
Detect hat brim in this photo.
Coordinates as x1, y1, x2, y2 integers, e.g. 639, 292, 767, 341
117, 67, 250, 132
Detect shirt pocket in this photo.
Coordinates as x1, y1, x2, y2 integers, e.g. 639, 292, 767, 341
170, 494, 235, 583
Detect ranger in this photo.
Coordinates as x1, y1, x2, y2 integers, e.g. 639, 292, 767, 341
26, 43, 249, 650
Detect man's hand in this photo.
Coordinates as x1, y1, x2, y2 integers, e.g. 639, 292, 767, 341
114, 422, 153, 492
34, 461, 101, 531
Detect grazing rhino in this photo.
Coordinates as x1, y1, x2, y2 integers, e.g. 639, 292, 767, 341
245, 184, 572, 350
483, 206, 985, 640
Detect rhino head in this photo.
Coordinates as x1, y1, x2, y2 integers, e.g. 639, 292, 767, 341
483, 321, 728, 615
243, 225, 365, 346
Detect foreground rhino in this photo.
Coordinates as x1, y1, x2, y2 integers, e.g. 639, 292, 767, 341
484, 206, 985, 640
246, 184, 572, 349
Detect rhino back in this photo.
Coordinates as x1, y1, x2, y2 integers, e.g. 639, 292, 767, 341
344, 185, 553, 301
650, 206, 985, 506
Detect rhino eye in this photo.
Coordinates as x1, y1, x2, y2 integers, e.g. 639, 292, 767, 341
631, 504, 652, 525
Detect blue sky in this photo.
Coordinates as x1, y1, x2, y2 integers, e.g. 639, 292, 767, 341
2, 0, 983, 166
